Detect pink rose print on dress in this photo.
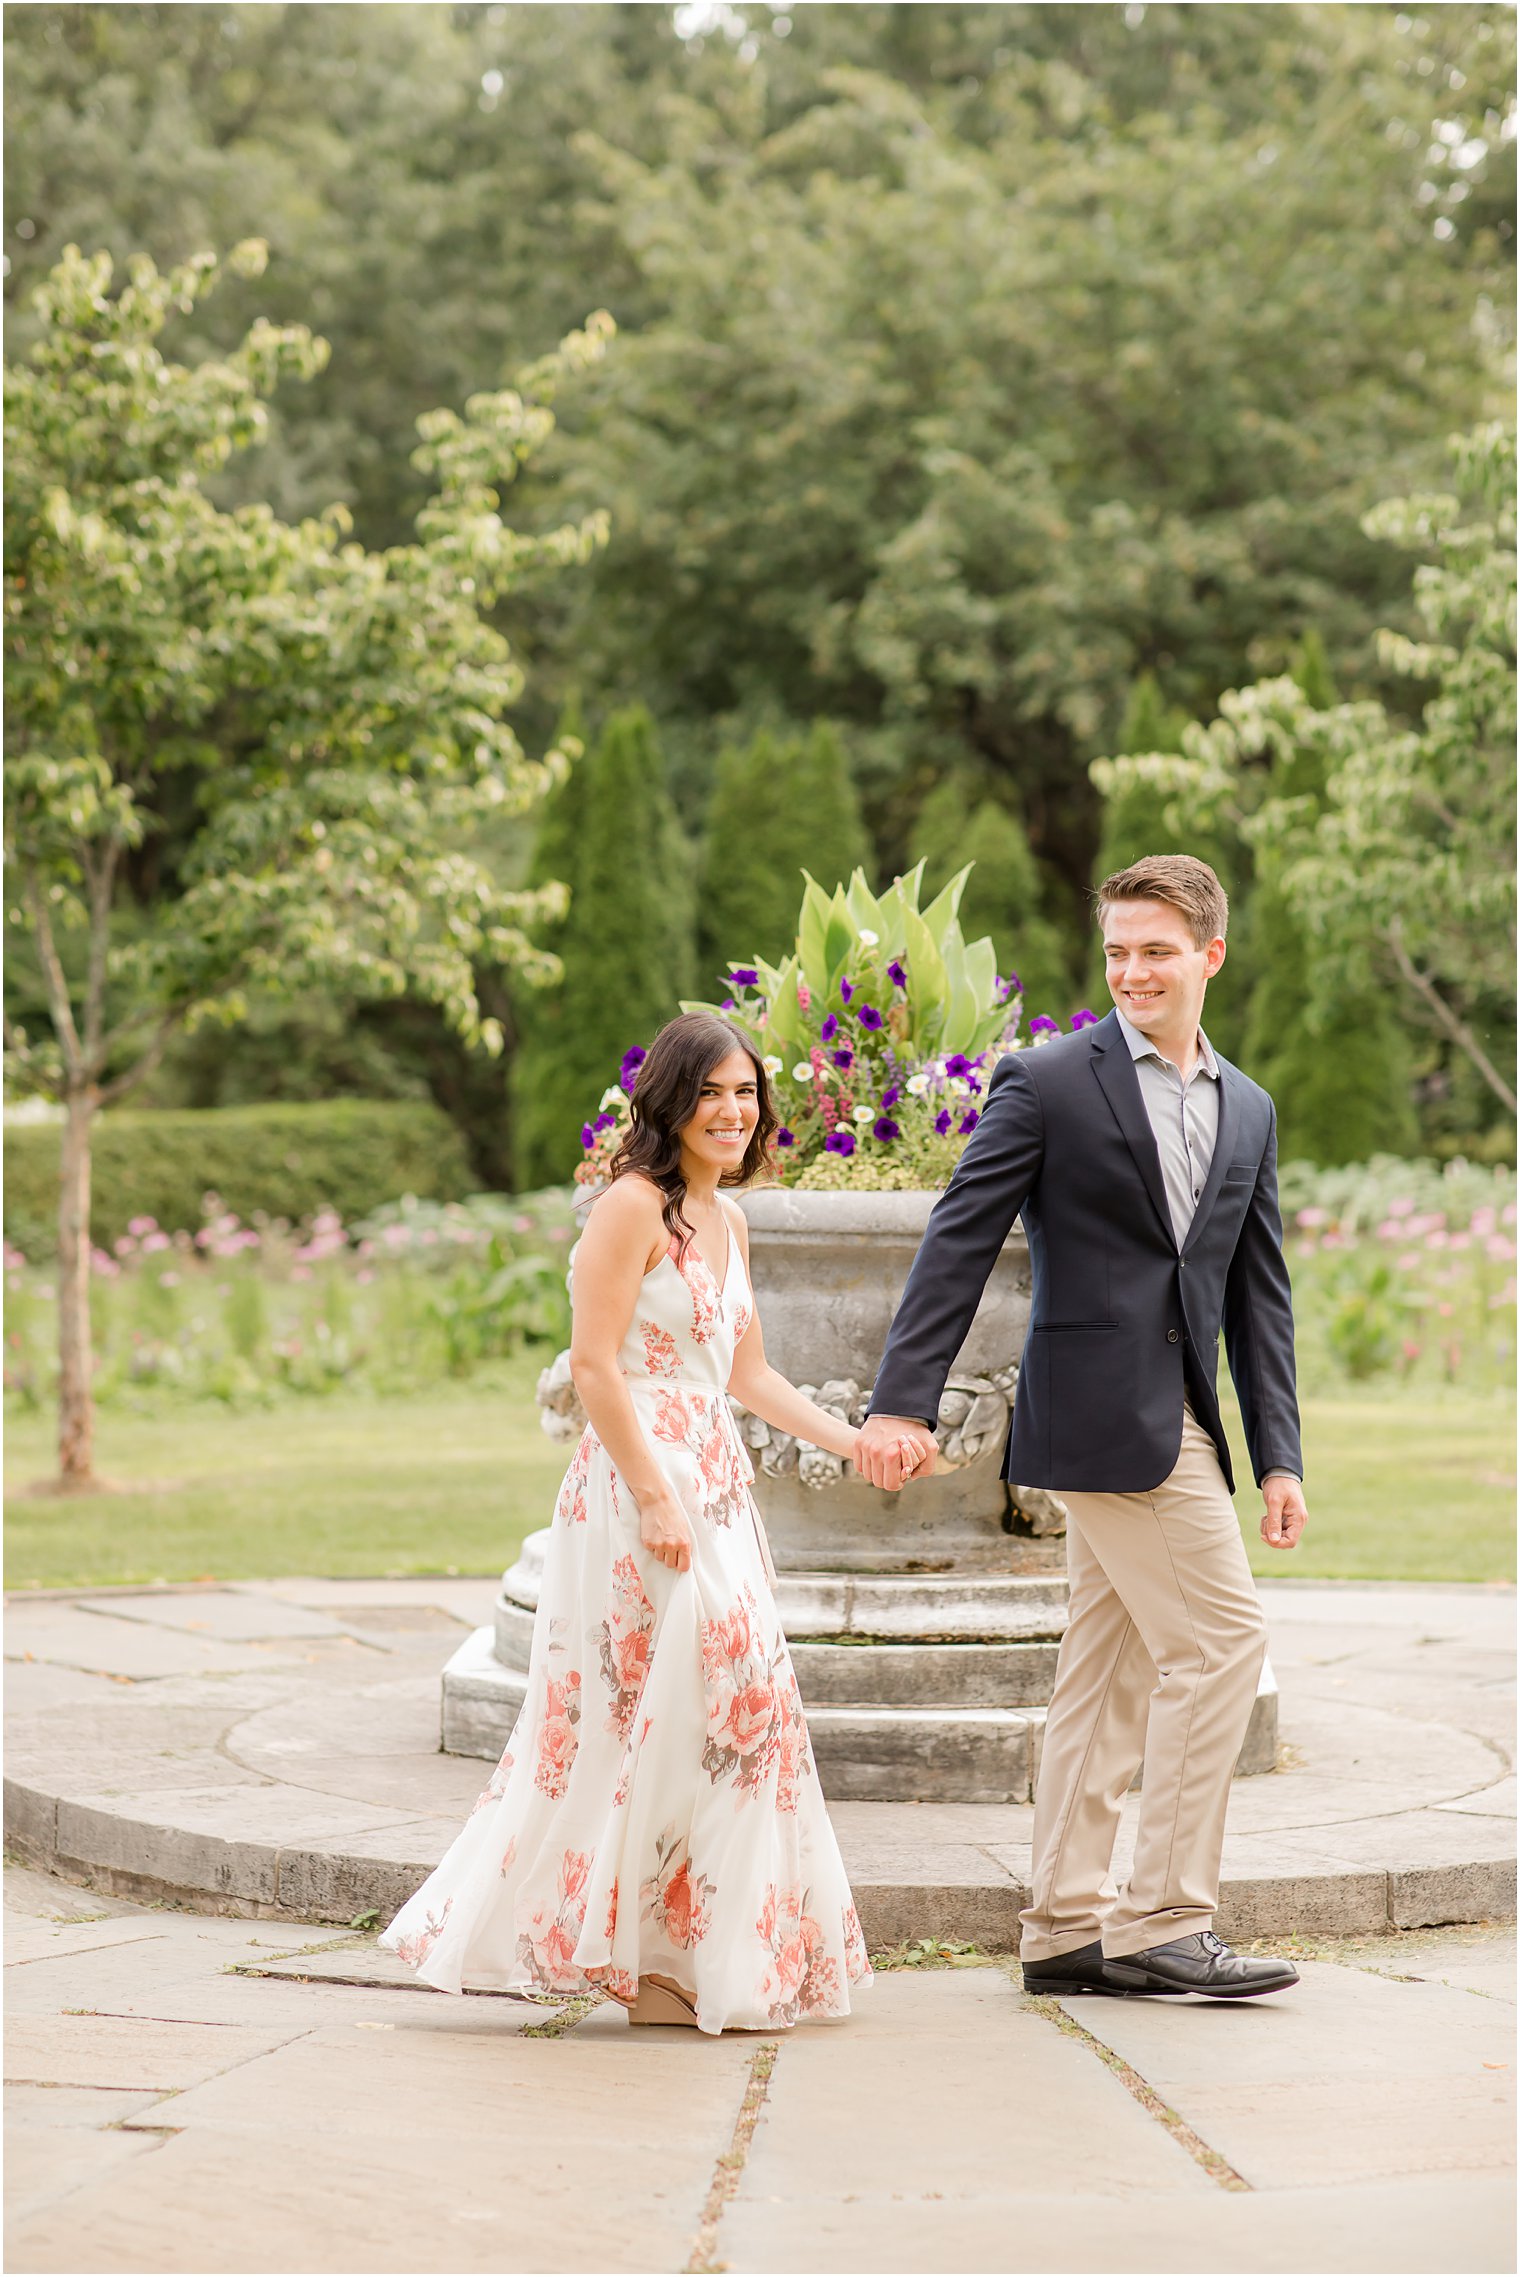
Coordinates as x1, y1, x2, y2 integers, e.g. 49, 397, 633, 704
640, 1826, 716, 1949
670, 1237, 722, 1345
499, 1834, 517, 1878
515, 1847, 593, 1992
469, 1748, 514, 1816
771, 1662, 813, 1815
556, 1429, 597, 1525
605, 1877, 619, 1944
841, 1902, 872, 1987
533, 1664, 582, 1798
640, 1320, 682, 1378
598, 1554, 656, 1741
391, 1896, 453, 1970
694, 1406, 753, 1529
756, 1884, 841, 2025
652, 1386, 700, 1447
731, 1299, 751, 1344
701, 1586, 784, 1799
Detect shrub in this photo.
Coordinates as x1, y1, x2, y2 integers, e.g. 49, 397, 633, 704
4, 1100, 475, 1257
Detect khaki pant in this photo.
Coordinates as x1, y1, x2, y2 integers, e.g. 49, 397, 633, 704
1019, 1404, 1267, 1963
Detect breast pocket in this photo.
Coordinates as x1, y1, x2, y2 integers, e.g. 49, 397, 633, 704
1223, 1163, 1256, 1184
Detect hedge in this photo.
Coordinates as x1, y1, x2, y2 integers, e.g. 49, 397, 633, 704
4, 1099, 476, 1258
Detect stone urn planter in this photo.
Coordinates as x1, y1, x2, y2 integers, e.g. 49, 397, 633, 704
440, 1187, 1276, 1799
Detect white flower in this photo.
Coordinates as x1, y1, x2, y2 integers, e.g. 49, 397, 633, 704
763, 1055, 783, 1075
852, 1105, 874, 1124
905, 1073, 930, 1097
598, 1085, 628, 1111
857, 928, 880, 947
791, 1061, 815, 1082
948, 1076, 970, 1097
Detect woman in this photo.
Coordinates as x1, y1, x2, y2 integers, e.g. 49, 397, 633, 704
380, 1011, 888, 2032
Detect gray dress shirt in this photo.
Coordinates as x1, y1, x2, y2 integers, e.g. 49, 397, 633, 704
1116, 1008, 1299, 1484
1115, 1008, 1221, 1249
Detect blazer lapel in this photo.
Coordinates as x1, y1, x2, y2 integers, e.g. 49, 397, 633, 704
1182, 1056, 1242, 1257
1088, 1013, 1177, 1253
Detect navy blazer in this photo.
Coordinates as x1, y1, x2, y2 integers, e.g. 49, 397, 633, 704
867, 1009, 1302, 1494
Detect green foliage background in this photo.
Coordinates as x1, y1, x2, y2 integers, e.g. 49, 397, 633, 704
5, 2, 1514, 1174
3, 1099, 473, 1257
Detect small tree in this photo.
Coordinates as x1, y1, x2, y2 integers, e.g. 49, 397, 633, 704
1092, 426, 1516, 1122
3, 242, 612, 1487
695, 719, 869, 977
511, 705, 696, 1184
909, 776, 1074, 1022
1241, 635, 1417, 1163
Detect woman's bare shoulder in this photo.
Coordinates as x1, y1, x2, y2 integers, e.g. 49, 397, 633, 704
583, 1173, 670, 1266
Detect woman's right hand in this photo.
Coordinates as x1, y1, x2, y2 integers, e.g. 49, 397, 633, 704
638, 1485, 693, 1574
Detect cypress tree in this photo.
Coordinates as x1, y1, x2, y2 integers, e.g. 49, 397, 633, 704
1244, 638, 1417, 1163
910, 777, 1076, 1025
696, 720, 869, 978
510, 706, 696, 1187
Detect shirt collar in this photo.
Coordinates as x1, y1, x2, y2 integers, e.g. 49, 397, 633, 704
1115, 1007, 1220, 1082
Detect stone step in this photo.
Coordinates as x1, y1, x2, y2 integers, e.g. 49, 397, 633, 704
502, 1534, 1070, 1644
493, 1596, 1064, 1705
441, 1627, 1280, 1803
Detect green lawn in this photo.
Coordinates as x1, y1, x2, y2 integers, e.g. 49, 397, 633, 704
4, 1370, 1514, 1591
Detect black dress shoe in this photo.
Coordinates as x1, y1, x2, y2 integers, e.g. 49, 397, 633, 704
1102, 1929, 1300, 1998
1021, 1939, 1184, 1996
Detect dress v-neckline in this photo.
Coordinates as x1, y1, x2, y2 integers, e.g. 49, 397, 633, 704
663, 1206, 734, 1299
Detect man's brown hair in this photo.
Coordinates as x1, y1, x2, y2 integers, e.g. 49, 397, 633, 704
1096, 855, 1229, 949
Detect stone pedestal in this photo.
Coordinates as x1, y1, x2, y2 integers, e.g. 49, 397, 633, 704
440, 1186, 1277, 1798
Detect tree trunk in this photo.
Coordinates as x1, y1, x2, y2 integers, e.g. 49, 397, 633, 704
57, 1086, 99, 1485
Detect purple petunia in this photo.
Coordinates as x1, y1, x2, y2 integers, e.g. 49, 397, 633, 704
820, 1013, 839, 1044
881, 1085, 900, 1110
720, 997, 737, 1011
934, 1108, 953, 1136
1029, 1015, 1059, 1037
958, 1110, 980, 1136
873, 1117, 901, 1142
839, 978, 854, 1002
857, 1003, 884, 1031
619, 1044, 647, 1089
730, 967, 759, 987
825, 1130, 857, 1157
1070, 1008, 1100, 1029
887, 959, 908, 988
776, 1127, 795, 1148
594, 1111, 618, 1131
581, 1123, 596, 1148
832, 1047, 854, 1070
944, 1053, 972, 1080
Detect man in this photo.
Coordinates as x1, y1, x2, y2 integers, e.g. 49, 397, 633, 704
858, 855, 1307, 1999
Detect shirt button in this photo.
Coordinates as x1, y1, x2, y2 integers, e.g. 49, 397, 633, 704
1167, 1329, 1180, 1343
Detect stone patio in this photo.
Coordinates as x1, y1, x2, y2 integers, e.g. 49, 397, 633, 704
4, 1575, 1514, 1946
3, 1861, 1513, 2274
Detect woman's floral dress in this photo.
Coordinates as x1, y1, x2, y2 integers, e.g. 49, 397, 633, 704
379, 1218, 873, 2034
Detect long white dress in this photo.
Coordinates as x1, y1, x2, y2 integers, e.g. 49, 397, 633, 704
379, 1214, 873, 2034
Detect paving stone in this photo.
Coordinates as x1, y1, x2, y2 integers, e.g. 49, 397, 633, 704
1058, 1959, 1516, 2189
738, 1969, 1209, 2205
3, 2012, 306, 2092
719, 2174, 1518, 2275
5, 2081, 169, 2130
3, 1606, 344, 1681
0, 1663, 125, 1709
4, 1917, 169, 1968
75, 1593, 349, 1643
5, 2119, 166, 2232
1436, 1775, 1518, 1820
1372, 1931, 1518, 2003
2, 2118, 719, 2274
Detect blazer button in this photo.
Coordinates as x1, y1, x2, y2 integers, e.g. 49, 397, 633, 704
1166, 1328, 1180, 1343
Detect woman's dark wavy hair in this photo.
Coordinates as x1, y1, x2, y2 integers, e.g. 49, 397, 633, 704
604, 1012, 778, 1257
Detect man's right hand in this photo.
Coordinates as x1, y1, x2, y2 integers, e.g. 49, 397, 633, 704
854, 1414, 939, 1492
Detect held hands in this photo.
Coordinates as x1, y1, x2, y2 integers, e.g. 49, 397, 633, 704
853, 1414, 939, 1493
1260, 1475, 1308, 1551
638, 1484, 693, 1573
